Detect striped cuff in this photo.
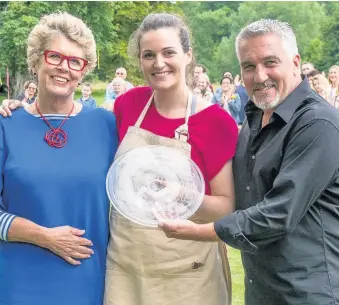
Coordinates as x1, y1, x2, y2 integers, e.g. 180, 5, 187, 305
0, 212, 16, 241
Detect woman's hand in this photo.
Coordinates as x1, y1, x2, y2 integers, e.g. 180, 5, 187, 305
24, 88, 30, 99
0, 99, 23, 117
158, 220, 218, 242
42, 226, 94, 265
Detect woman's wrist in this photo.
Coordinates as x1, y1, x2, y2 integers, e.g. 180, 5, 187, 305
7, 217, 49, 248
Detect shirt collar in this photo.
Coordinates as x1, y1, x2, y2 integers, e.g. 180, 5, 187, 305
245, 76, 312, 124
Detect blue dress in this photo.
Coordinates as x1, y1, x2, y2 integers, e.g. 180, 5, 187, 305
0, 107, 118, 305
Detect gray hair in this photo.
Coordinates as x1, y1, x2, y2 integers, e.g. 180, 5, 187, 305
112, 77, 126, 86
27, 12, 97, 73
235, 19, 298, 60
116, 67, 127, 74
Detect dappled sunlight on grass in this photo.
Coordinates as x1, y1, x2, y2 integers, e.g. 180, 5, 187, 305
228, 246, 245, 305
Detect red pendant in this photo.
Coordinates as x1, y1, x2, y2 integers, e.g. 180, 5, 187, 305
36, 101, 74, 148
44, 128, 68, 148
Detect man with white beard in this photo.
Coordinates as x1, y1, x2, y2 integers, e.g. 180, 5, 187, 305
159, 19, 339, 305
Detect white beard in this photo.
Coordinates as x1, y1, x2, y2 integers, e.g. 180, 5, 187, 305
253, 92, 281, 110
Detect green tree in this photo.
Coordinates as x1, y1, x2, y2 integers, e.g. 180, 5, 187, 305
303, 38, 326, 71
93, 1, 182, 85
180, 2, 235, 82
0, 1, 119, 96
317, 3, 339, 72
0, 1, 183, 96
214, 2, 326, 77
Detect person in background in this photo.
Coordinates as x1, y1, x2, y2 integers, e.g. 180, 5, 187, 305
105, 76, 127, 105
214, 73, 249, 125
0, 12, 118, 305
78, 82, 97, 108
312, 74, 331, 103
114, 67, 134, 91
334, 95, 339, 109
16, 80, 30, 99
213, 72, 234, 100
223, 71, 233, 79
197, 73, 214, 103
234, 76, 249, 124
301, 62, 314, 75
102, 77, 126, 111
193, 64, 206, 86
213, 72, 232, 102
213, 76, 241, 124
306, 69, 321, 89
328, 65, 339, 105
17, 80, 37, 104
159, 19, 339, 305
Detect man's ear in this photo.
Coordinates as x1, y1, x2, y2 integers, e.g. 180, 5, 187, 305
293, 54, 301, 70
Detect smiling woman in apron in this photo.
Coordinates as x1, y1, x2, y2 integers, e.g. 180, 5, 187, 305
104, 13, 239, 305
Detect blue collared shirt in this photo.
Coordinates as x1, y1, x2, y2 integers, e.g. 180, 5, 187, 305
78, 96, 97, 108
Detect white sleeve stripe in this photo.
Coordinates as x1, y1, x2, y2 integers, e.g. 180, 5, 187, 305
0, 213, 15, 241
2, 215, 15, 241
0, 212, 7, 223
0, 213, 11, 240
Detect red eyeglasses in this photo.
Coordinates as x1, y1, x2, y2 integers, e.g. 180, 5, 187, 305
43, 50, 88, 72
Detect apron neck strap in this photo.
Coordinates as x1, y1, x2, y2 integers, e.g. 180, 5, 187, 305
134, 89, 193, 128
135, 92, 154, 128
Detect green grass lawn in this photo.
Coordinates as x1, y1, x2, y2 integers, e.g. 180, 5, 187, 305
0, 81, 108, 105
74, 90, 105, 106
228, 247, 245, 305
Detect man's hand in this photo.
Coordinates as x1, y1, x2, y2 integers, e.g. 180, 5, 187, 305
0, 99, 23, 117
158, 220, 219, 242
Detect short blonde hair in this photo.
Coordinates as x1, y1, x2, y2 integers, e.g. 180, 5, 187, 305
27, 12, 97, 73
82, 82, 92, 90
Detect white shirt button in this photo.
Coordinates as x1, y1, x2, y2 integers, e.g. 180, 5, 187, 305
252, 155, 255, 160
246, 186, 251, 191
249, 279, 253, 283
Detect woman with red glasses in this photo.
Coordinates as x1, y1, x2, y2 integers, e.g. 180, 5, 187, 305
0, 12, 118, 305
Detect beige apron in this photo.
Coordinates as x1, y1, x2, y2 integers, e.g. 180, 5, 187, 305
104, 92, 232, 305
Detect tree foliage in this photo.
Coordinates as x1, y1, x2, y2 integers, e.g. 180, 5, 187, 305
317, 4, 339, 71
212, 1, 326, 80
0, 1, 338, 96
0, 1, 181, 96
